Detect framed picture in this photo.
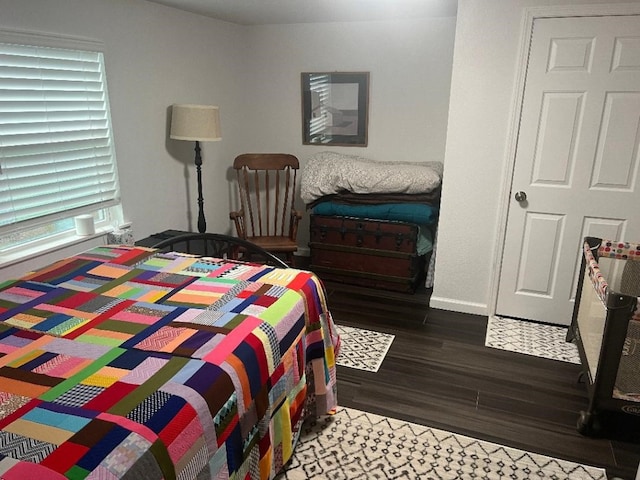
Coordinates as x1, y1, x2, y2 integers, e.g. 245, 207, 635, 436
301, 72, 369, 146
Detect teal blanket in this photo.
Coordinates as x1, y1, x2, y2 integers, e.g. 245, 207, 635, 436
312, 202, 439, 225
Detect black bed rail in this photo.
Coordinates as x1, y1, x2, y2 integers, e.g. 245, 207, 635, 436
151, 232, 288, 269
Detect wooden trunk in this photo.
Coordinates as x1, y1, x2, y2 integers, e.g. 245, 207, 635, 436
309, 215, 426, 293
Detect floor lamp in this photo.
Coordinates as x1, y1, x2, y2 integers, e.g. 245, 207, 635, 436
170, 104, 222, 233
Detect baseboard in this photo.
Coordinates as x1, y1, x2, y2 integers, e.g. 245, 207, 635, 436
295, 246, 310, 257
429, 296, 488, 316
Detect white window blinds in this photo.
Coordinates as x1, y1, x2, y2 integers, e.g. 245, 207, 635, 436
0, 40, 119, 230
308, 73, 331, 136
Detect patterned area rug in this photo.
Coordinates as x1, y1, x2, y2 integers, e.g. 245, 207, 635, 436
335, 325, 394, 372
485, 316, 580, 364
277, 407, 606, 479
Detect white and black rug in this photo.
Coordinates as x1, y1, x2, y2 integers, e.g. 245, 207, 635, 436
485, 316, 580, 364
278, 407, 606, 479
335, 325, 394, 373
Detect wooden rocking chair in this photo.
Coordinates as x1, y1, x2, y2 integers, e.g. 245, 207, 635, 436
230, 153, 302, 265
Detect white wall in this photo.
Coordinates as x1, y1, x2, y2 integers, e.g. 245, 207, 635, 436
237, 19, 456, 250
432, 0, 640, 315
0, 0, 248, 277
241, 19, 455, 160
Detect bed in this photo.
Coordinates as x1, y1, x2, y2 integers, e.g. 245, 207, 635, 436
0, 244, 339, 479
301, 151, 442, 290
567, 237, 640, 435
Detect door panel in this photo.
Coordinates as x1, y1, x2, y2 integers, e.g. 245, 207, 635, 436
516, 213, 563, 296
591, 93, 640, 189
548, 37, 594, 72
497, 15, 640, 325
533, 92, 583, 185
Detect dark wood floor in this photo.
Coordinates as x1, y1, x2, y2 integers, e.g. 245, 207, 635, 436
313, 276, 640, 480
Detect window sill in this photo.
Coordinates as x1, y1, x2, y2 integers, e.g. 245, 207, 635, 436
0, 226, 112, 271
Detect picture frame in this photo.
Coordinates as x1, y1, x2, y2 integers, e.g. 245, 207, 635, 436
301, 72, 369, 146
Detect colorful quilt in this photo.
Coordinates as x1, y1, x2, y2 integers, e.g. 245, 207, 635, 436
0, 246, 339, 479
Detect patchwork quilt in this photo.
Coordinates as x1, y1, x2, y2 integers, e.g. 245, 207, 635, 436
0, 246, 339, 479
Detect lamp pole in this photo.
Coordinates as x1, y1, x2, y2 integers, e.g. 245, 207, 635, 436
194, 140, 206, 234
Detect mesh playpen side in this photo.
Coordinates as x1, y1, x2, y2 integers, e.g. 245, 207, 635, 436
567, 237, 640, 435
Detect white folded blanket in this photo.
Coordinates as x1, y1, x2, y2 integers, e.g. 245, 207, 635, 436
301, 151, 443, 204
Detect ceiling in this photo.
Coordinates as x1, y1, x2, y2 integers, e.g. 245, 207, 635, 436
144, 0, 458, 26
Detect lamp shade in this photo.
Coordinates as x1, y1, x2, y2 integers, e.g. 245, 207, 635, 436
170, 104, 221, 141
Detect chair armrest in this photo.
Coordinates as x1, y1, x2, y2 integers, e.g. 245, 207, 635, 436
289, 209, 302, 241
229, 210, 246, 238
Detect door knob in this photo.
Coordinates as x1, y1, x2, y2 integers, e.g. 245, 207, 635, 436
514, 191, 527, 202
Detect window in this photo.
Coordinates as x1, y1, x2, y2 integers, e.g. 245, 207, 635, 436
0, 31, 121, 253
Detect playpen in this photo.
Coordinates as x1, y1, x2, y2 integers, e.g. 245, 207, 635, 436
568, 237, 640, 435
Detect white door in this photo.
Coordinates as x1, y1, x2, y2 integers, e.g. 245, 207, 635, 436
497, 15, 640, 325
